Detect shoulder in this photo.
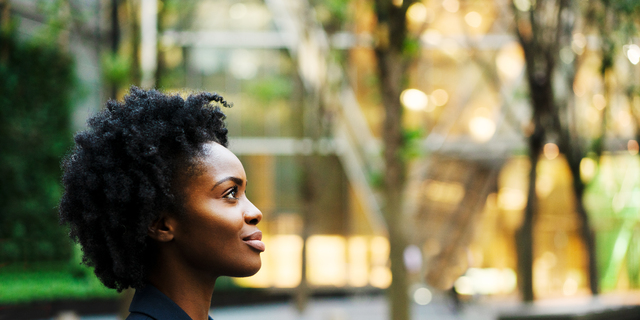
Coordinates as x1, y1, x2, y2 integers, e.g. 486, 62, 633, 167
126, 312, 155, 320
127, 284, 194, 320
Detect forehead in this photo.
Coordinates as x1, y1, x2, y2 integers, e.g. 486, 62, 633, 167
198, 142, 244, 177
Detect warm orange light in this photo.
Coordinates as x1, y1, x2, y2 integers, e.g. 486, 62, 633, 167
401, 89, 429, 111
573, 81, 585, 97
572, 33, 586, 55
543, 143, 559, 160
586, 107, 599, 124
464, 12, 482, 28
270, 235, 304, 288
347, 237, 369, 287
370, 266, 392, 288
535, 174, 554, 198
307, 236, 347, 286
234, 234, 304, 288
497, 187, 526, 211
628, 140, 639, 155
496, 42, 525, 81
407, 3, 429, 24
469, 116, 496, 142
370, 236, 391, 288
442, 0, 460, 13
424, 179, 466, 204
563, 278, 578, 296
593, 94, 606, 110
580, 157, 597, 182
454, 268, 517, 295
431, 89, 449, 106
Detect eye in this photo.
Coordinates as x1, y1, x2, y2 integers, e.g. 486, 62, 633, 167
223, 186, 239, 200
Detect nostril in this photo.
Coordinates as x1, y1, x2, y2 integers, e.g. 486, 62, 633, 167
248, 218, 259, 225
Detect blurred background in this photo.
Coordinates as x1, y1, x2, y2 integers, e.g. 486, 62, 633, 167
1, 0, 639, 319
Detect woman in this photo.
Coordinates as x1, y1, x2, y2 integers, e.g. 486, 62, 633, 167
59, 87, 264, 320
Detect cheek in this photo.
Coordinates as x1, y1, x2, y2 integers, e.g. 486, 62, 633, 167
187, 205, 244, 246
176, 201, 260, 275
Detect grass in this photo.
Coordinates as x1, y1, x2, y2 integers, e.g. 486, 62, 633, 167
0, 261, 119, 305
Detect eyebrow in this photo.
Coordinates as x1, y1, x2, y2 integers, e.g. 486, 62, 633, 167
211, 176, 245, 191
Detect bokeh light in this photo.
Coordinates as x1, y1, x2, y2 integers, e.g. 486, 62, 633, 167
513, 0, 531, 12
496, 42, 525, 81
628, 140, 639, 155
431, 89, 449, 106
593, 94, 606, 110
401, 88, 430, 111
407, 2, 429, 24
442, 0, 460, 13
464, 12, 482, 28
625, 44, 640, 65
413, 287, 433, 305
543, 143, 559, 160
469, 114, 496, 142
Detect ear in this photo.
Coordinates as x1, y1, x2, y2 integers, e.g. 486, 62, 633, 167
147, 214, 177, 242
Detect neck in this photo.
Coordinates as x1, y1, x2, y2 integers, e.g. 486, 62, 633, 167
147, 253, 217, 320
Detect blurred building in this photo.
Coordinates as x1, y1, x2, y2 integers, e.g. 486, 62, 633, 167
154, 0, 639, 300
9, 0, 639, 303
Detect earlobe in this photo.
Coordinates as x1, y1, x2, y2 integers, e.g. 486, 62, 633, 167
147, 214, 176, 242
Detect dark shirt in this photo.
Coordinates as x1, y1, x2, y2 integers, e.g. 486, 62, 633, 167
126, 284, 214, 320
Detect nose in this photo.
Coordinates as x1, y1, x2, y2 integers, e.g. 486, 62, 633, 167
244, 199, 262, 225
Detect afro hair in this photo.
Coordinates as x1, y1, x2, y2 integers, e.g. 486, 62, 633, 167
59, 87, 231, 291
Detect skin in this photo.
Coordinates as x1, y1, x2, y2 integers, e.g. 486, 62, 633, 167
147, 141, 264, 320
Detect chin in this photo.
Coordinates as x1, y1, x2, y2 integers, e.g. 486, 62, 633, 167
230, 259, 262, 278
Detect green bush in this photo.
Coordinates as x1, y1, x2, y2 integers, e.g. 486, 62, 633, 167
0, 261, 118, 304
0, 24, 74, 264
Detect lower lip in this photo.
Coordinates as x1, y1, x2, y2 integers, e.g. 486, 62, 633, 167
244, 240, 265, 252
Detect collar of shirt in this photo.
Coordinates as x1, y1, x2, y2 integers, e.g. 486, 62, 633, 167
128, 284, 214, 320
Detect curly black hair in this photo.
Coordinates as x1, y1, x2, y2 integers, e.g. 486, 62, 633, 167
59, 87, 232, 291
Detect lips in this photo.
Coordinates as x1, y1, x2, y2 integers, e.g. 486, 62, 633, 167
242, 230, 265, 252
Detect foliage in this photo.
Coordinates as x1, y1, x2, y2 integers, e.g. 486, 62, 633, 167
589, 0, 640, 75
246, 75, 293, 103
606, 0, 640, 13
0, 24, 75, 263
33, 0, 71, 45
312, 0, 351, 33
0, 261, 117, 304
402, 38, 421, 59
101, 52, 132, 87
401, 128, 424, 161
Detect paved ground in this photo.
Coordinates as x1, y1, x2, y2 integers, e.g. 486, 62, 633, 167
51, 291, 639, 320
67, 291, 495, 320
210, 294, 497, 320
209, 293, 640, 320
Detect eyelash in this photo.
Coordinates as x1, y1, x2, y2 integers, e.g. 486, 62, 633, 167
224, 186, 239, 200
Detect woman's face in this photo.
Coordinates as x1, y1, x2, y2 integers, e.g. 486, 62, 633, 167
172, 141, 264, 278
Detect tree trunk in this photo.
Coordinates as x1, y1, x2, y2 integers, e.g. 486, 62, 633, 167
128, 0, 141, 86
0, 0, 10, 62
293, 73, 311, 313
110, 0, 120, 98
376, 40, 410, 320
154, 0, 165, 88
371, 0, 415, 317
558, 0, 600, 295
517, 121, 543, 301
513, 0, 595, 301
572, 170, 599, 294
563, 144, 599, 294
516, 44, 555, 300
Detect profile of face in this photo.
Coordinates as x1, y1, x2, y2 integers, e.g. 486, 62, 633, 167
169, 142, 264, 278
